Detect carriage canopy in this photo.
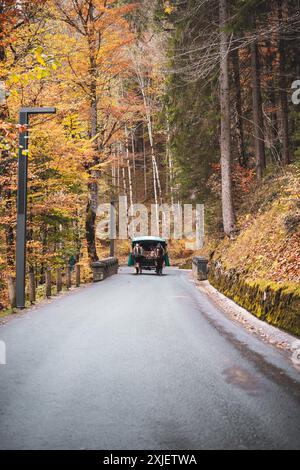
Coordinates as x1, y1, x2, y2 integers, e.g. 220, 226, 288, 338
131, 236, 167, 248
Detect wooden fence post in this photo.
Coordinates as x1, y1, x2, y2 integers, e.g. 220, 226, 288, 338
28, 271, 36, 304
7, 276, 16, 308
66, 266, 71, 289
56, 267, 62, 294
75, 264, 81, 287
45, 268, 52, 298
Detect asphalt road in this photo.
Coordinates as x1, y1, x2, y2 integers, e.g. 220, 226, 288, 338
0, 267, 299, 450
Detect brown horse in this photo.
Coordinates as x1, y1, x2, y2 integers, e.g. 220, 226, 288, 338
155, 244, 165, 275
133, 244, 142, 274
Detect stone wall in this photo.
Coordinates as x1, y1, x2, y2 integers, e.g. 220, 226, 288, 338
209, 261, 300, 337
91, 258, 118, 282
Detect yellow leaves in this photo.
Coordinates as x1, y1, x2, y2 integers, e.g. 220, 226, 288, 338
34, 46, 46, 66
164, 2, 174, 14
35, 68, 45, 80
9, 73, 20, 84
6, 45, 62, 93
8, 66, 45, 86
214, 170, 300, 284
164, 6, 173, 14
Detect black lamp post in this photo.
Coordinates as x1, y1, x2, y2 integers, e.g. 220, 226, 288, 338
16, 107, 56, 308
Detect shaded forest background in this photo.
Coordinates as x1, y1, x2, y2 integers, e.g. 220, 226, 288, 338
0, 0, 300, 309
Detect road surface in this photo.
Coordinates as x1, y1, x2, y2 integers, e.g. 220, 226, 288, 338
0, 267, 299, 450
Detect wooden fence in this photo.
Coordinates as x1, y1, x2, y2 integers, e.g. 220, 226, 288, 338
7, 257, 119, 309
7, 264, 82, 309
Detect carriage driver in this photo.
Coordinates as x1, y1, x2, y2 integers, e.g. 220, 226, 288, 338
133, 243, 143, 264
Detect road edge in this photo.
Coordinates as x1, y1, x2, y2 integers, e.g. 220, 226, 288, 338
190, 274, 300, 370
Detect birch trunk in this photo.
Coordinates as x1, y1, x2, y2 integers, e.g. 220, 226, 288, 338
117, 149, 120, 191
125, 126, 134, 216
122, 167, 127, 196
143, 125, 147, 199
166, 118, 174, 204
140, 87, 162, 206
131, 129, 137, 199
120, 143, 128, 216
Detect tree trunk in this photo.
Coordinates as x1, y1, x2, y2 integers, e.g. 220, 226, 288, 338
146, 111, 160, 231
90, 78, 98, 141
0, 3, 5, 63
166, 118, 174, 204
140, 86, 162, 207
264, 38, 278, 160
143, 125, 147, 200
85, 5, 99, 263
125, 126, 134, 216
88, 4, 98, 144
5, 194, 14, 267
2, 161, 14, 267
130, 128, 137, 199
278, 0, 290, 165
250, 39, 266, 179
85, 180, 98, 262
122, 166, 127, 195
0, 17, 13, 264
219, 0, 236, 237
117, 148, 120, 191
231, 45, 247, 167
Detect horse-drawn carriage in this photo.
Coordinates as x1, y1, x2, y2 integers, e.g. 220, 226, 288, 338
128, 236, 170, 275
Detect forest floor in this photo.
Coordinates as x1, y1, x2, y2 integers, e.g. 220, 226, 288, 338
195, 165, 300, 336
199, 165, 300, 290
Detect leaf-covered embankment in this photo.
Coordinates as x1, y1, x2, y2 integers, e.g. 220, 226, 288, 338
203, 166, 300, 336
